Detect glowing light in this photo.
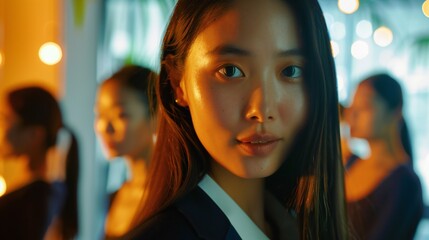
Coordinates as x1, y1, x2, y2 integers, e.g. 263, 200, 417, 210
0, 52, 3, 66
356, 20, 373, 39
351, 40, 369, 59
338, 0, 359, 14
331, 40, 340, 58
388, 58, 408, 78
373, 26, 393, 47
110, 31, 131, 58
39, 42, 62, 65
330, 22, 346, 40
423, 0, 429, 18
324, 13, 334, 27
0, 176, 6, 197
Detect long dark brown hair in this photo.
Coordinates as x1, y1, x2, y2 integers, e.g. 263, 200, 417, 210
8, 86, 79, 240
139, 0, 347, 239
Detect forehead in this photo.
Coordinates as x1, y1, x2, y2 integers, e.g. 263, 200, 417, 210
97, 81, 144, 107
353, 83, 384, 106
0, 94, 19, 123
190, 0, 300, 54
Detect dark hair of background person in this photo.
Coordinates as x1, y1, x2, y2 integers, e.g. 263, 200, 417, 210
360, 73, 413, 165
8, 87, 79, 239
136, 0, 347, 239
107, 65, 158, 119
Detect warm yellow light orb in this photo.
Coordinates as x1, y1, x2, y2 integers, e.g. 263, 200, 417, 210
423, 0, 429, 18
373, 26, 393, 47
338, 0, 359, 14
39, 42, 62, 65
331, 40, 340, 58
0, 176, 6, 197
0, 52, 3, 66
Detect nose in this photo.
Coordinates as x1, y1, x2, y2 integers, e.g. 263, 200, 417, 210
245, 76, 276, 123
96, 118, 114, 136
105, 120, 114, 134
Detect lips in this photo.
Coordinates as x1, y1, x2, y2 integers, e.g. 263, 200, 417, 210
237, 134, 282, 157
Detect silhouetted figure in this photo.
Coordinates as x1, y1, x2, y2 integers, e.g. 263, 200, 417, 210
0, 86, 79, 240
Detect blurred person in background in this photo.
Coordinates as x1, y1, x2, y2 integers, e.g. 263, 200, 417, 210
94, 65, 158, 238
0, 86, 79, 240
339, 103, 360, 170
346, 73, 423, 240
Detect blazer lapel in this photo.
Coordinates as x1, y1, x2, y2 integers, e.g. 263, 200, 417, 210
175, 187, 241, 240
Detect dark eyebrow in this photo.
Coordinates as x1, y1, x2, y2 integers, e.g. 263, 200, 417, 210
207, 45, 304, 59
206, 44, 251, 56
277, 49, 304, 58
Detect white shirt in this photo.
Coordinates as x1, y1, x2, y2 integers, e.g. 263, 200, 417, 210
198, 174, 270, 240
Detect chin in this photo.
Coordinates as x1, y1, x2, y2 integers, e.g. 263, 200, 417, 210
234, 166, 279, 179
105, 150, 121, 160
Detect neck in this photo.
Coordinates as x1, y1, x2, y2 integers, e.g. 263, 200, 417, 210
367, 136, 408, 168
210, 163, 267, 234
124, 156, 148, 186
2, 155, 41, 194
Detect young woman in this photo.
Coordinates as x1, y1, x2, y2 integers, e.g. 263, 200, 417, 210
0, 86, 79, 240
94, 65, 158, 238
346, 73, 423, 239
127, 0, 347, 239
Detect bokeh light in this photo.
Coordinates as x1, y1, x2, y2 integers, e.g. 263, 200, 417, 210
0, 52, 3, 66
373, 26, 393, 47
110, 31, 131, 58
356, 20, 373, 39
39, 42, 62, 65
423, 0, 429, 18
330, 22, 346, 40
0, 176, 6, 197
338, 0, 360, 14
324, 13, 335, 27
331, 40, 340, 58
351, 40, 369, 59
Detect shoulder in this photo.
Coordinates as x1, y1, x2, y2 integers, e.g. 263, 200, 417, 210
125, 206, 199, 240
124, 187, 239, 240
387, 165, 422, 191
381, 165, 423, 205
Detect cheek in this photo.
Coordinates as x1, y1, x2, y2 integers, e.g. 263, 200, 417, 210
278, 88, 307, 130
186, 78, 240, 134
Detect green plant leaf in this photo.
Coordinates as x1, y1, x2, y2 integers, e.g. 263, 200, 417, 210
73, 0, 85, 27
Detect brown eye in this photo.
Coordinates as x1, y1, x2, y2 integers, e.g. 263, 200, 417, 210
282, 66, 302, 78
218, 65, 244, 78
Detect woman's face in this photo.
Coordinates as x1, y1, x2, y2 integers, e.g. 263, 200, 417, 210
348, 83, 391, 140
94, 81, 154, 159
0, 96, 24, 158
176, 0, 307, 179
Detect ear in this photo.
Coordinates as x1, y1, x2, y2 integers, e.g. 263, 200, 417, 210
164, 55, 188, 107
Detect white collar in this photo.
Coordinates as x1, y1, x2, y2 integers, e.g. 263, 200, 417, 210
198, 174, 270, 240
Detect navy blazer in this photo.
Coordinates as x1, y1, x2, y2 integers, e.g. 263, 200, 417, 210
123, 187, 241, 240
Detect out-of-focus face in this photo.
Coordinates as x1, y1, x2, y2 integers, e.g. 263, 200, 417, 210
94, 81, 153, 160
176, 0, 307, 179
348, 83, 391, 140
0, 95, 24, 158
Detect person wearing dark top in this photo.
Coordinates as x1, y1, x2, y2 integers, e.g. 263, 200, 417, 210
346, 73, 423, 239
0, 86, 79, 239
347, 162, 423, 240
0, 180, 52, 239
123, 0, 348, 239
